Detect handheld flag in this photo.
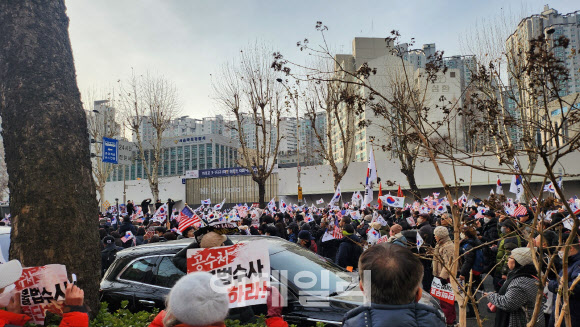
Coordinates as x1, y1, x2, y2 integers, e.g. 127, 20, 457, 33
510, 159, 524, 201
496, 176, 503, 195
378, 182, 383, 210
378, 195, 405, 208
329, 184, 341, 206
201, 199, 211, 205
279, 199, 288, 213
397, 185, 404, 198
416, 231, 424, 251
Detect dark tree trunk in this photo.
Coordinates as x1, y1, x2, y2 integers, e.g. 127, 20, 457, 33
402, 168, 422, 201
257, 179, 266, 209
0, 0, 100, 313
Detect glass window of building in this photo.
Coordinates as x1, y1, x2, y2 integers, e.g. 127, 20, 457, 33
170, 147, 176, 160
170, 159, 176, 175
177, 146, 183, 159
131, 164, 136, 180
184, 146, 190, 160
215, 146, 220, 168
163, 149, 169, 160
163, 160, 169, 176
192, 158, 197, 170
137, 160, 143, 179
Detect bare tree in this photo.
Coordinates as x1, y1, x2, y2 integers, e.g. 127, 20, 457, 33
213, 44, 285, 207
274, 23, 580, 327
303, 69, 362, 189
118, 72, 180, 202
84, 89, 120, 211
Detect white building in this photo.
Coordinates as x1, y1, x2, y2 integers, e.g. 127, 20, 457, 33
332, 37, 471, 163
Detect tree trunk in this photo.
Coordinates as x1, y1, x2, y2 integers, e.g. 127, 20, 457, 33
98, 186, 105, 212
257, 179, 266, 209
402, 168, 422, 201
0, 0, 100, 313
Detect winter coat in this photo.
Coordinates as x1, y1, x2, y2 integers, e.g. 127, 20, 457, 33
433, 237, 454, 280
459, 237, 482, 278
335, 234, 362, 269
417, 222, 434, 247
141, 199, 151, 215
548, 251, 580, 327
495, 233, 522, 275
387, 233, 407, 247
342, 302, 446, 327
118, 222, 137, 248
101, 244, 123, 276
127, 202, 135, 216
480, 218, 499, 243
488, 264, 544, 327
0, 309, 88, 327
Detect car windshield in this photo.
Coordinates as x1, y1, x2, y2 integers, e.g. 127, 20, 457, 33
268, 242, 357, 296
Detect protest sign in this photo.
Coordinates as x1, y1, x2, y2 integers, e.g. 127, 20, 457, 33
430, 277, 455, 305
14, 264, 68, 325
187, 240, 270, 308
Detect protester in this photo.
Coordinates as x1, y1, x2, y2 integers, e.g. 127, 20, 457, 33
547, 235, 580, 327
141, 198, 152, 215
101, 235, 123, 276
297, 230, 317, 253
485, 247, 545, 327
118, 215, 137, 248
459, 226, 484, 318
342, 243, 446, 326
0, 260, 89, 326
335, 224, 362, 270
432, 226, 456, 326
387, 224, 407, 247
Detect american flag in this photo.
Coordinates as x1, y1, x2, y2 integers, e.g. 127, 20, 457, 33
178, 206, 202, 233
513, 204, 528, 217
332, 224, 343, 239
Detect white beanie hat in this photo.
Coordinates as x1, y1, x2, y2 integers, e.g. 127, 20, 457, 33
0, 260, 23, 289
511, 247, 533, 266
166, 272, 229, 326
434, 226, 449, 238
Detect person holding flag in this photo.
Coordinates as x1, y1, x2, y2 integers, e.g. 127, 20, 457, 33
510, 158, 525, 201
496, 176, 503, 195
362, 147, 377, 209
328, 184, 341, 207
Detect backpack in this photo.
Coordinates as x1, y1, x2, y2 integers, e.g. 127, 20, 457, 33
462, 242, 485, 273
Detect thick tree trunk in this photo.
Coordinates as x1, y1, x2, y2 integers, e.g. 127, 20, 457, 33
257, 179, 266, 209
0, 0, 100, 313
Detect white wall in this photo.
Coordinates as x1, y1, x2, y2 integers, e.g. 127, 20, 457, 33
104, 151, 580, 207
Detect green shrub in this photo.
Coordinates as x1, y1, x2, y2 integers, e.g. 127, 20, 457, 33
22, 301, 307, 326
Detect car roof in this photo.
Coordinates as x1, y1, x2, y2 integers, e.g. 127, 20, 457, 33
115, 235, 290, 258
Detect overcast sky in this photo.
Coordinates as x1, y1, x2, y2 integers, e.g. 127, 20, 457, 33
66, 1, 578, 119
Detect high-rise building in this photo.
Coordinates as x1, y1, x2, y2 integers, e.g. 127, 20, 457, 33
135, 114, 230, 143
506, 6, 580, 98
331, 37, 472, 163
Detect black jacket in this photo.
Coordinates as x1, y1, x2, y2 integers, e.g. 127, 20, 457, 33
335, 234, 362, 269
126, 202, 135, 216
480, 218, 499, 243
460, 237, 482, 278
140, 199, 151, 215
118, 222, 137, 248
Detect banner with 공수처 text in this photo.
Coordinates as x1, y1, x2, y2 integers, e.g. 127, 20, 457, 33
186, 240, 270, 308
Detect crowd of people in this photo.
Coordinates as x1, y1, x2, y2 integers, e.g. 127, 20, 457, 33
1, 194, 579, 327
93, 194, 580, 327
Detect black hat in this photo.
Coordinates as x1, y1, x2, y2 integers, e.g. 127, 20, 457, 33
103, 235, 115, 245
500, 218, 517, 231
483, 210, 496, 218
298, 230, 311, 240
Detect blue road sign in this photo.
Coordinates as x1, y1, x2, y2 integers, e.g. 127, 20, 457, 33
102, 137, 118, 164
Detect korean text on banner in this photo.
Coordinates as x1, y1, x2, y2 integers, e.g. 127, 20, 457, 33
430, 277, 455, 305
14, 264, 69, 325
186, 240, 270, 308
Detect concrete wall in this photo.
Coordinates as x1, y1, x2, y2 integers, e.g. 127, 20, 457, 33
104, 151, 580, 209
